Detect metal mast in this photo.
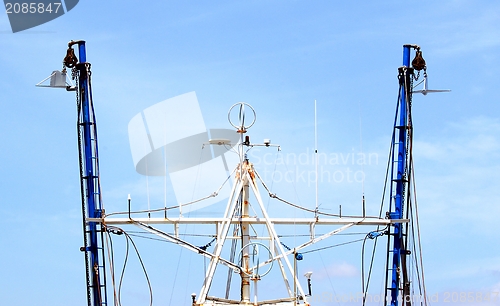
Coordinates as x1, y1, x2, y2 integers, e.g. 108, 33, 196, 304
63, 40, 107, 306
385, 44, 425, 306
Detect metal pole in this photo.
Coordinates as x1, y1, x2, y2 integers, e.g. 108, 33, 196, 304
241, 166, 251, 303
388, 45, 411, 306
76, 41, 103, 306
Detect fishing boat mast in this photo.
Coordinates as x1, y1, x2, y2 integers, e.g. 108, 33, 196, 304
38, 40, 108, 306
64, 41, 107, 306
38, 41, 442, 306
384, 44, 427, 306
236, 104, 252, 303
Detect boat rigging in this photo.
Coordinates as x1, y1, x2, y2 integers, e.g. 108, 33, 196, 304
37, 41, 449, 306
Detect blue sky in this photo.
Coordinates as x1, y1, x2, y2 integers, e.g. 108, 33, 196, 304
1, 1, 499, 305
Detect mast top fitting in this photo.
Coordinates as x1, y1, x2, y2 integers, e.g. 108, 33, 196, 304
228, 102, 256, 134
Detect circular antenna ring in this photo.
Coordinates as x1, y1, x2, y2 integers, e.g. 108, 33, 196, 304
228, 102, 256, 131
237, 242, 273, 277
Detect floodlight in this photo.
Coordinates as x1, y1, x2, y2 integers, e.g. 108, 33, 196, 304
36, 69, 74, 89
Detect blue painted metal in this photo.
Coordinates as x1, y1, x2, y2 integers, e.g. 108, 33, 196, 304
367, 231, 384, 240
387, 45, 412, 306
75, 41, 106, 306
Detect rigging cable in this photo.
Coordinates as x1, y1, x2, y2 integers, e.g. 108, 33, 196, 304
250, 141, 313, 222
410, 162, 428, 306
254, 170, 381, 219
115, 230, 215, 238
178, 149, 209, 301
126, 230, 153, 306
358, 100, 366, 217
401, 84, 415, 303
383, 80, 404, 301
225, 222, 240, 299
88, 66, 111, 305
262, 148, 280, 233
145, 150, 151, 218
167, 230, 186, 305
406, 74, 428, 305
103, 167, 237, 218
106, 226, 153, 306
278, 232, 368, 237
104, 227, 118, 306
408, 207, 422, 305
74, 65, 92, 306
126, 232, 179, 243
87, 63, 104, 212
300, 238, 365, 254
183, 143, 208, 216
317, 250, 342, 306
164, 131, 168, 219
117, 228, 130, 306
361, 227, 388, 306
315, 99, 319, 217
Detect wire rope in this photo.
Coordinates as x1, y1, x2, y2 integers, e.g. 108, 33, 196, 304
301, 238, 365, 254
106, 225, 153, 306
104, 228, 118, 306
383, 81, 404, 301
411, 163, 428, 306
124, 231, 153, 306
254, 170, 381, 219
361, 227, 387, 306
117, 230, 129, 306
75, 67, 92, 306
103, 168, 236, 218
318, 250, 343, 306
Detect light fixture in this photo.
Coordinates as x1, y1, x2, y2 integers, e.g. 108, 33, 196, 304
36, 69, 74, 90
304, 271, 313, 296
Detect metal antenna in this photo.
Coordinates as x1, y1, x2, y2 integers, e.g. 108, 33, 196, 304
314, 100, 319, 218
359, 101, 366, 217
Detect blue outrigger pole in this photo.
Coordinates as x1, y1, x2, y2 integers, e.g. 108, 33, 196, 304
63, 40, 107, 306
385, 44, 425, 306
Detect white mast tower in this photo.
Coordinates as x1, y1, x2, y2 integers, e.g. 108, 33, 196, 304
91, 102, 406, 306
